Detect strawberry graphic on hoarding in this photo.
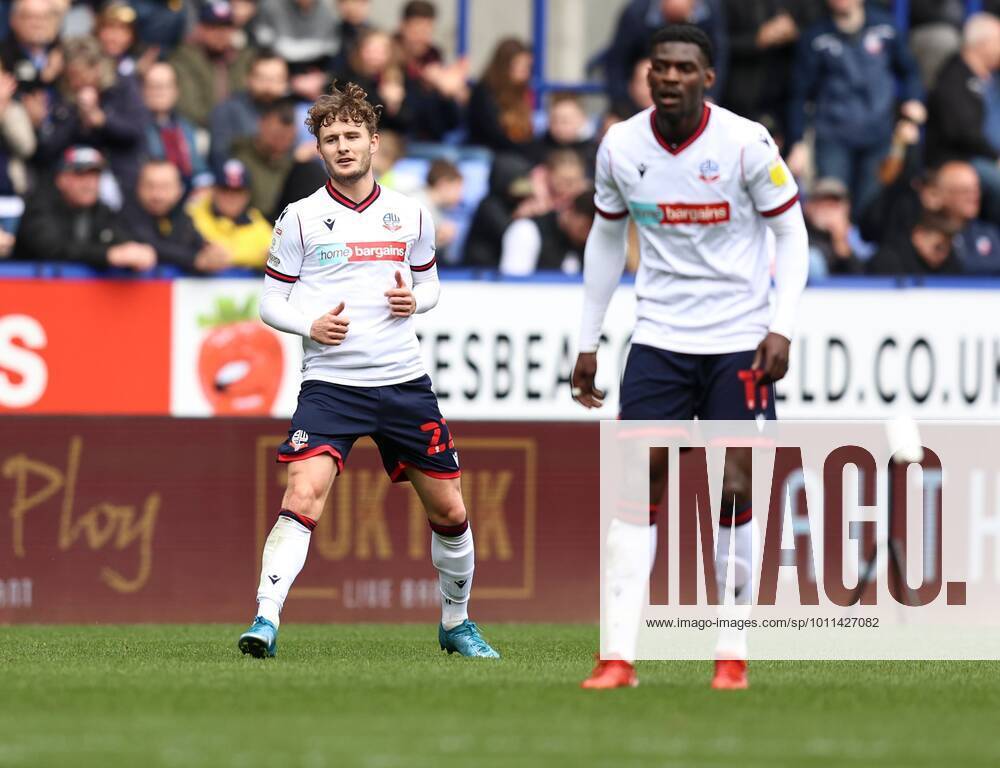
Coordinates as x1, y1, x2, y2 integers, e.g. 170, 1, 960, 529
197, 296, 283, 415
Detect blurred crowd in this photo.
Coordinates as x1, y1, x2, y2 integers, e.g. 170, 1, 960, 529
0, 0, 998, 279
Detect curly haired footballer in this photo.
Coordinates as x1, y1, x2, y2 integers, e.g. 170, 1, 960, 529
244, 73, 500, 663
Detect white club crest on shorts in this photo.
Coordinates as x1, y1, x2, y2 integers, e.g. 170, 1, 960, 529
290, 430, 309, 450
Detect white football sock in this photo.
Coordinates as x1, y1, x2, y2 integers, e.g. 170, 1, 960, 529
715, 518, 757, 602
714, 518, 760, 660
602, 519, 657, 663
255, 511, 314, 628
431, 522, 474, 630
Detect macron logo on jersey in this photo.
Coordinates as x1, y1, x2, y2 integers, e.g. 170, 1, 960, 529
316, 241, 407, 265
629, 201, 731, 227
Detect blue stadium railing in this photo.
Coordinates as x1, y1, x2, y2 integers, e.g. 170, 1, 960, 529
1, 262, 999, 290
465, 0, 991, 99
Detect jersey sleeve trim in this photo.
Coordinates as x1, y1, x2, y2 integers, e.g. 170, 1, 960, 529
596, 205, 628, 220
410, 255, 437, 272
759, 193, 800, 218
265, 265, 299, 283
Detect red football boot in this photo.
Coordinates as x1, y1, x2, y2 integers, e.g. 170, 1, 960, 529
581, 656, 639, 689
711, 659, 748, 690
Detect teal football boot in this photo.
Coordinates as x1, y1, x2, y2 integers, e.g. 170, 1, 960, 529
238, 616, 278, 658
438, 620, 500, 658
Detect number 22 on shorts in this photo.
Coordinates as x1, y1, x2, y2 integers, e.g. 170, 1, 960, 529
421, 419, 455, 456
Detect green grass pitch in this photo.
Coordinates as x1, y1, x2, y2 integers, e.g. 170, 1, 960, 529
2, 624, 998, 768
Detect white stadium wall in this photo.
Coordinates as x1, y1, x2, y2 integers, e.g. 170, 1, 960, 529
176, 280, 1000, 421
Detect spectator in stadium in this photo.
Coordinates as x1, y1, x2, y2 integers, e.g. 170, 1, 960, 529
499, 187, 595, 276
610, 57, 654, 118
272, 141, 326, 217
188, 157, 271, 269
0, 59, 26, 247
128, 0, 187, 51
231, 0, 262, 49
925, 13, 1000, 223
1, 0, 64, 90
254, 0, 339, 65
53, 0, 89, 42
466, 37, 536, 158
229, 96, 295, 218
394, 0, 468, 142
724, 0, 808, 141
34, 35, 147, 196
169, 2, 256, 129
333, 0, 372, 72
604, 0, 728, 107
932, 161, 1000, 274
95, 1, 155, 81
463, 152, 535, 269
866, 160, 1000, 274
867, 210, 962, 275
290, 56, 330, 146
536, 149, 588, 215
142, 61, 211, 191
396, 0, 438, 73
908, 0, 964, 89
336, 29, 411, 135
537, 93, 596, 172
208, 49, 288, 167
803, 177, 864, 279
0, 225, 13, 257
372, 128, 418, 192
14, 145, 155, 269
0, 60, 37, 199
859, 115, 924, 245
122, 159, 231, 273
597, 103, 630, 147
876, 110, 924, 187
786, 0, 925, 218
414, 158, 463, 262
987, 66, 1000, 143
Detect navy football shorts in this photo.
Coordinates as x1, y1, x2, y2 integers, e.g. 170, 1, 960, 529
276, 375, 461, 482
619, 343, 777, 421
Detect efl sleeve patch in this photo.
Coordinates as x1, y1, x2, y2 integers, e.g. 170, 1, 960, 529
768, 160, 789, 188
745, 126, 800, 217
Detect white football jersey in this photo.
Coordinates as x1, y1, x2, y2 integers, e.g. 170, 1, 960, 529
265, 181, 437, 386
596, 103, 799, 354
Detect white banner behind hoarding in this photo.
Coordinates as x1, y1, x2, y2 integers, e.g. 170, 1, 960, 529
780, 288, 1000, 419
170, 280, 1000, 420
